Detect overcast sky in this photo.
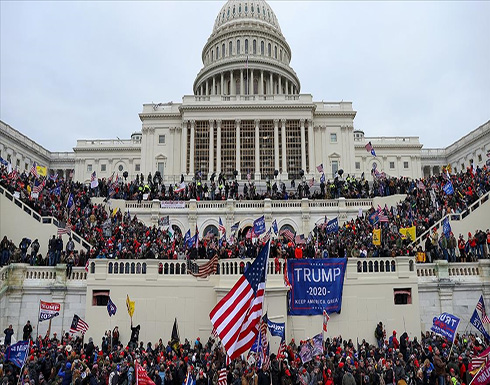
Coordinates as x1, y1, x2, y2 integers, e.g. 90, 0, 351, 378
1, 1, 489, 152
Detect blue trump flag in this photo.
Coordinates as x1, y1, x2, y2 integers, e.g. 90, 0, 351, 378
263, 313, 285, 339
107, 297, 117, 317
320, 173, 325, 183
443, 181, 454, 195
326, 218, 339, 234
272, 220, 278, 235
253, 215, 266, 236
183, 229, 191, 247
287, 259, 347, 315
5, 340, 30, 368
431, 312, 460, 342
470, 309, 490, 341
442, 217, 452, 238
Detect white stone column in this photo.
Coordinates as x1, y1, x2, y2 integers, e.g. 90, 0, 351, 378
270, 73, 273, 94
212, 76, 216, 96
221, 73, 224, 95
255, 119, 260, 180
240, 70, 244, 95
307, 119, 314, 174
190, 120, 195, 175
209, 120, 214, 176
322, 126, 328, 177
274, 119, 280, 172
235, 119, 241, 179
250, 69, 254, 95
300, 119, 306, 173
182, 120, 188, 176
260, 70, 264, 95
285, 79, 289, 95
200, 85, 203, 96
278, 76, 282, 94
281, 119, 288, 179
230, 70, 234, 95
216, 120, 222, 173
205, 80, 209, 96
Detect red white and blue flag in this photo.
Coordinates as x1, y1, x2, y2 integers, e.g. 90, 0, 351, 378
30, 162, 38, 178
219, 217, 226, 235
476, 295, 490, 324
210, 241, 270, 359
69, 314, 89, 335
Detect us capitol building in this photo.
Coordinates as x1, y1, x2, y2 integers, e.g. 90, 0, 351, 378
1, 0, 490, 346
2, 0, 488, 184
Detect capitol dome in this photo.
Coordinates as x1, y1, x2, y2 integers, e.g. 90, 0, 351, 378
213, 0, 282, 35
193, 0, 300, 96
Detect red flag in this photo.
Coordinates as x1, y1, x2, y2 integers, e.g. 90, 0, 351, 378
210, 242, 269, 359
323, 310, 330, 332
136, 361, 156, 385
471, 359, 490, 385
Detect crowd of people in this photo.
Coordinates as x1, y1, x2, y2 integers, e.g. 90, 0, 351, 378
1, 318, 488, 385
0, 164, 489, 270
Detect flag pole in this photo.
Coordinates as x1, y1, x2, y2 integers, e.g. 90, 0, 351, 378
36, 300, 41, 340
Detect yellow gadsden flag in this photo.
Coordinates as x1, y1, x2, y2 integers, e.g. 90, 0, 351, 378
399, 226, 416, 241
36, 165, 47, 177
126, 294, 135, 318
372, 229, 381, 245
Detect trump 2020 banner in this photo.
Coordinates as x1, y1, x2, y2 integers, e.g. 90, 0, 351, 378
39, 300, 61, 322
287, 259, 347, 315
431, 312, 460, 342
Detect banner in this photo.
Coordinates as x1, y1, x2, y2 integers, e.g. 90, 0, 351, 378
471, 360, 490, 385
470, 309, 490, 341
36, 165, 47, 177
431, 312, 460, 342
399, 226, 416, 241
39, 300, 61, 322
372, 229, 381, 245
5, 340, 29, 368
160, 201, 186, 209
265, 316, 285, 340
298, 334, 323, 363
443, 181, 454, 195
326, 218, 339, 234
136, 362, 156, 385
253, 215, 266, 236
126, 294, 135, 318
442, 217, 451, 238
287, 259, 347, 315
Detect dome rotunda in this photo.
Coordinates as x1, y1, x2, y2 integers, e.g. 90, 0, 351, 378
193, 0, 300, 97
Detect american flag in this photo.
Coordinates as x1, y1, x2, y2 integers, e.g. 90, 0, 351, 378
417, 180, 426, 190
32, 178, 46, 194
258, 317, 270, 370
85, 259, 89, 273
188, 255, 219, 278
217, 368, 227, 385
283, 259, 292, 289
294, 234, 306, 244
365, 142, 373, 152
323, 310, 330, 332
218, 217, 226, 235
209, 241, 269, 359
308, 177, 315, 187
211, 327, 219, 339
277, 339, 287, 357
30, 162, 38, 178
90, 171, 98, 188
469, 346, 490, 372
69, 314, 89, 334
57, 224, 71, 236
476, 295, 490, 323
280, 229, 295, 242
316, 164, 323, 173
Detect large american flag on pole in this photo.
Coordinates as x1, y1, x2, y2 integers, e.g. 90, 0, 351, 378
210, 241, 270, 359
30, 162, 39, 178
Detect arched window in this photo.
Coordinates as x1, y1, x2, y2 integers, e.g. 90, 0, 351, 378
108, 262, 113, 274
274, 46, 277, 59
268, 43, 271, 57
222, 43, 225, 58
229, 41, 233, 55
253, 39, 257, 54
114, 262, 119, 274
280, 49, 283, 61
216, 46, 219, 59
245, 39, 248, 54
211, 49, 214, 61
237, 40, 241, 54
261, 41, 264, 55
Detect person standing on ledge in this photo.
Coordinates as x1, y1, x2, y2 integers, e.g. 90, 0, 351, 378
22, 320, 32, 341
3, 324, 14, 346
